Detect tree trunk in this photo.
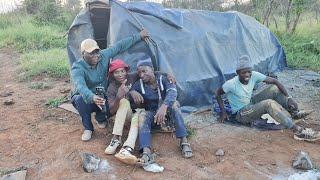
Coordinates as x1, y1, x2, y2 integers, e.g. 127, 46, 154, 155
291, 11, 302, 33
263, 0, 275, 26
285, 0, 293, 31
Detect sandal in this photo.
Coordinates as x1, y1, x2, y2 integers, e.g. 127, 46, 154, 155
180, 142, 193, 158
136, 152, 155, 166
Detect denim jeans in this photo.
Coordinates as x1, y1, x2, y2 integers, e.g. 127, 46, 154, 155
71, 95, 110, 131
236, 85, 294, 129
138, 101, 188, 150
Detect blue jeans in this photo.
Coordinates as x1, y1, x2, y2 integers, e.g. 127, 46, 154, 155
71, 95, 110, 131
138, 101, 188, 150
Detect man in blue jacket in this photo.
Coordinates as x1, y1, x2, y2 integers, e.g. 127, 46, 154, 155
130, 57, 193, 165
71, 29, 149, 141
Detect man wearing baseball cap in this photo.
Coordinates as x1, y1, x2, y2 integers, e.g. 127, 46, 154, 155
71, 29, 149, 141
215, 55, 319, 142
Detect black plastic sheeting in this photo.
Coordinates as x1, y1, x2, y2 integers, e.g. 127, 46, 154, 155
67, 0, 286, 108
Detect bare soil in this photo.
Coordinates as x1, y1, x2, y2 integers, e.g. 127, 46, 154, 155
1, 49, 320, 180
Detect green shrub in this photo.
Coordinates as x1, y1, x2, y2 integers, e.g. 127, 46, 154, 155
0, 20, 66, 52
46, 97, 66, 108
276, 24, 320, 72
19, 48, 69, 80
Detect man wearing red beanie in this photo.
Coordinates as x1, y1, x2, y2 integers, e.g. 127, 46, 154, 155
105, 58, 176, 165
104, 59, 143, 165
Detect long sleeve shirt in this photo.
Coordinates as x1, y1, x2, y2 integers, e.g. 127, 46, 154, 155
131, 72, 177, 111
71, 34, 141, 104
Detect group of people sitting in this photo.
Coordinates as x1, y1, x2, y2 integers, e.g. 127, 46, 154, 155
70, 29, 319, 169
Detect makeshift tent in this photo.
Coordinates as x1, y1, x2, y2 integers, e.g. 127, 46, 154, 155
67, 0, 286, 108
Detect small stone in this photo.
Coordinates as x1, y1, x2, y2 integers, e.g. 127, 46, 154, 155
81, 153, 110, 173
59, 88, 71, 94
82, 153, 100, 173
215, 148, 224, 156
0, 91, 13, 97
3, 99, 14, 105
0, 170, 27, 180
292, 151, 313, 170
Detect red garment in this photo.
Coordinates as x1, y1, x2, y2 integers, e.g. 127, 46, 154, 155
108, 59, 129, 74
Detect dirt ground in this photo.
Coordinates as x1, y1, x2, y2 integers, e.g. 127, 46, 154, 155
1, 48, 320, 180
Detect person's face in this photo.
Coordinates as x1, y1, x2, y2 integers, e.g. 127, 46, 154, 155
237, 68, 252, 83
113, 67, 127, 83
137, 65, 154, 83
83, 49, 100, 66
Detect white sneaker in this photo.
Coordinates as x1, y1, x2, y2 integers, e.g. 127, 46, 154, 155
105, 139, 121, 155
96, 120, 107, 129
115, 147, 138, 165
81, 130, 92, 141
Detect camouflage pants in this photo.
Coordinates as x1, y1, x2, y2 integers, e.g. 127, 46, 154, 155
236, 85, 294, 129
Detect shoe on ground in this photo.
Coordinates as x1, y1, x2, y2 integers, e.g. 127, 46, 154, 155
96, 120, 107, 129
82, 130, 92, 141
105, 139, 121, 155
294, 128, 320, 142
292, 110, 313, 119
115, 147, 138, 165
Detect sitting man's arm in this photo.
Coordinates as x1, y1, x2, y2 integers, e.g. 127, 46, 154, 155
107, 80, 130, 115
71, 64, 95, 104
215, 87, 228, 123
100, 30, 149, 60
129, 81, 145, 107
154, 75, 178, 125
263, 76, 298, 109
129, 71, 176, 84
263, 77, 288, 96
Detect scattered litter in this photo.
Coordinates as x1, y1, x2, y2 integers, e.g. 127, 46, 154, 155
0, 170, 27, 180
142, 163, 164, 173
81, 153, 110, 173
58, 103, 79, 115
59, 88, 71, 94
292, 151, 313, 170
288, 170, 320, 180
181, 106, 198, 113
312, 79, 320, 87
300, 72, 320, 81
215, 148, 225, 156
192, 108, 212, 115
261, 114, 280, 125
0, 91, 13, 97
3, 99, 14, 105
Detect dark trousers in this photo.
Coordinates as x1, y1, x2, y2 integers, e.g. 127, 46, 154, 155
138, 101, 188, 150
71, 95, 110, 131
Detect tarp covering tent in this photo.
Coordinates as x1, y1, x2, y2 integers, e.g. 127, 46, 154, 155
67, 0, 286, 108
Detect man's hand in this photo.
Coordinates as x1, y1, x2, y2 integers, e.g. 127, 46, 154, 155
167, 73, 176, 84
93, 95, 105, 107
129, 90, 144, 105
140, 29, 150, 41
219, 112, 229, 123
288, 98, 298, 111
116, 79, 129, 100
154, 104, 168, 125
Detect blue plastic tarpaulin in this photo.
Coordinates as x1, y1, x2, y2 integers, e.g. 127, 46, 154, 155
67, 0, 286, 108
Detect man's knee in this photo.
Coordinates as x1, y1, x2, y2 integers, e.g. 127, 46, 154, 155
269, 85, 280, 94
119, 98, 130, 107
138, 111, 152, 130
262, 99, 283, 110
171, 101, 181, 111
